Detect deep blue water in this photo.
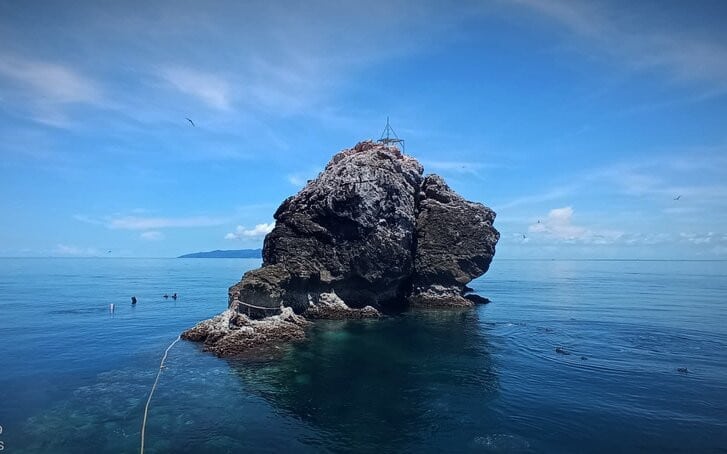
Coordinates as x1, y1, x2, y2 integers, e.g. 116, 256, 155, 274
1, 258, 726, 453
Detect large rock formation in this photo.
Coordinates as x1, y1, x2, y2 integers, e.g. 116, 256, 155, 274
183, 141, 499, 356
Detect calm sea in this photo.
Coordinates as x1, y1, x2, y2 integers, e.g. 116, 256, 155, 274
0, 258, 726, 453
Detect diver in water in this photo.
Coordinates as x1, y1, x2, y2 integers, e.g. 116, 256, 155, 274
131, 296, 137, 305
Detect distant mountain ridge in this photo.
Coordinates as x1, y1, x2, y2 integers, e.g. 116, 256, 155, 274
178, 249, 262, 258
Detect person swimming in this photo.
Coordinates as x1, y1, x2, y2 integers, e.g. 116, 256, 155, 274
163, 294, 169, 299
131, 296, 137, 305
172, 293, 177, 300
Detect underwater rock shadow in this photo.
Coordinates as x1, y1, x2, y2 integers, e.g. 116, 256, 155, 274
227, 309, 500, 451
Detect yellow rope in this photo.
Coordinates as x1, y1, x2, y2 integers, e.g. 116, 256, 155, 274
140, 335, 180, 454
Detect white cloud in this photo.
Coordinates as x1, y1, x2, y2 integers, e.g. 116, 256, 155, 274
159, 66, 232, 111
225, 223, 275, 240
528, 206, 623, 244
140, 231, 164, 241
680, 232, 717, 245
509, 219, 727, 250
529, 206, 586, 240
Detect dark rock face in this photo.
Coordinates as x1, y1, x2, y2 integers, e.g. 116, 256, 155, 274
243, 140, 424, 313
183, 141, 498, 356
409, 175, 499, 307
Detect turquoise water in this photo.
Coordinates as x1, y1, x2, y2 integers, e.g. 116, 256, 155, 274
1, 258, 726, 453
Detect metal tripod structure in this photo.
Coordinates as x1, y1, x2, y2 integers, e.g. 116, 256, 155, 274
378, 116, 405, 151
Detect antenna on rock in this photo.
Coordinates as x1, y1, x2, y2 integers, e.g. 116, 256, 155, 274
378, 117, 405, 151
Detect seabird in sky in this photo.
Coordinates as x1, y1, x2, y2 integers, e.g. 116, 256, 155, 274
185, 117, 195, 127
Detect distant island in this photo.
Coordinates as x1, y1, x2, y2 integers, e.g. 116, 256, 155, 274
178, 249, 262, 259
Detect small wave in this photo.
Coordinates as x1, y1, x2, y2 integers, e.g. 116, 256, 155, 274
474, 433, 531, 452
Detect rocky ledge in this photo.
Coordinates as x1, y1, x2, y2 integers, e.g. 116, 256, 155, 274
183, 140, 499, 357
182, 302, 309, 357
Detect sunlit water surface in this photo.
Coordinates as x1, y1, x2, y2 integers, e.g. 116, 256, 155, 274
1, 258, 726, 453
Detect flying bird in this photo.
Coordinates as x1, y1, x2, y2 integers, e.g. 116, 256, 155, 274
185, 117, 195, 127
673, 195, 681, 200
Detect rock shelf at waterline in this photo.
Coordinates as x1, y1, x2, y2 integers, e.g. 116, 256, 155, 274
183, 140, 500, 357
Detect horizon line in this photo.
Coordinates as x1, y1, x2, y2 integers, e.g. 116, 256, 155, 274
1, 256, 726, 262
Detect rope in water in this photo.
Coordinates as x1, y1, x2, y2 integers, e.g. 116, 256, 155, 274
140, 335, 180, 454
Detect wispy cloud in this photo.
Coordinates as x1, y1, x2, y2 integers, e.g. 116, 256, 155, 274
494, 185, 575, 210
0, 55, 103, 125
0, 1, 484, 130
421, 160, 497, 176
159, 66, 232, 111
498, 144, 727, 220
588, 150, 727, 202
76, 213, 228, 230
225, 223, 275, 240
286, 167, 322, 187
53, 243, 100, 256
0, 55, 101, 104
679, 232, 718, 245
73, 214, 105, 226
140, 231, 164, 241
510, 0, 727, 95
287, 174, 307, 187
109, 215, 227, 230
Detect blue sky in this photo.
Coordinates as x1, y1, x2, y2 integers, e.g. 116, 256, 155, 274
1, 0, 727, 259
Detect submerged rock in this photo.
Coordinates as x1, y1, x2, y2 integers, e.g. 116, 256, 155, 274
184, 140, 499, 356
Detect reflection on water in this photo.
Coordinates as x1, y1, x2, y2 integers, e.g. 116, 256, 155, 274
231, 310, 499, 452
15, 310, 500, 454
